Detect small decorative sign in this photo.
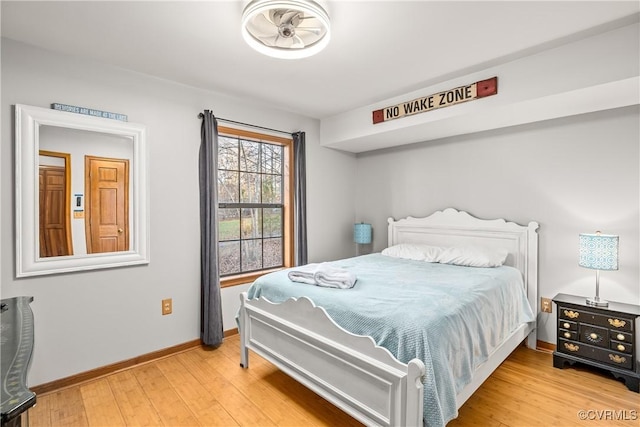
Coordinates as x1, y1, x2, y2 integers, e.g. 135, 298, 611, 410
372, 77, 498, 124
51, 103, 128, 122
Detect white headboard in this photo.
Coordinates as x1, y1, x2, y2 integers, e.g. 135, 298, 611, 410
388, 208, 539, 346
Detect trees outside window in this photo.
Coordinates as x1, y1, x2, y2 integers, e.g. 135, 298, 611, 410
217, 127, 293, 287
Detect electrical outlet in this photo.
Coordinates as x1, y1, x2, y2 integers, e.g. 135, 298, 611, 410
541, 297, 552, 313
162, 298, 172, 315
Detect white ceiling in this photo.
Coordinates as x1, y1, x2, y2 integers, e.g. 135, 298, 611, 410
2, 1, 638, 119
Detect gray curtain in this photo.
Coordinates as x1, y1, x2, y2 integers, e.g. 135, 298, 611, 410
292, 131, 308, 266
199, 110, 223, 347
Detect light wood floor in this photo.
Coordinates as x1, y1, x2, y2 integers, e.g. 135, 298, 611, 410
30, 334, 639, 426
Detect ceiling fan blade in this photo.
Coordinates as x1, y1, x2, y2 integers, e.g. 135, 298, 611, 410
281, 10, 301, 26
269, 9, 284, 26
291, 35, 305, 48
249, 12, 278, 37
296, 27, 322, 35
257, 34, 279, 47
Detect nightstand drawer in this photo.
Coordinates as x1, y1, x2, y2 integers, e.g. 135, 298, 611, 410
559, 338, 633, 370
558, 306, 633, 333
605, 316, 633, 333
579, 323, 608, 348
559, 308, 582, 321
610, 340, 632, 354
559, 319, 577, 331
611, 331, 632, 342
560, 330, 577, 340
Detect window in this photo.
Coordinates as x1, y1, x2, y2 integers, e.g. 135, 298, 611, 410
217, 126, 293, 287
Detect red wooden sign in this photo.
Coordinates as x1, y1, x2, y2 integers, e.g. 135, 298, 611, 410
373, 77, 498, 124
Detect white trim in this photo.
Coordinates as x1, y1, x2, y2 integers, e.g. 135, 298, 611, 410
15, 104, 150, 277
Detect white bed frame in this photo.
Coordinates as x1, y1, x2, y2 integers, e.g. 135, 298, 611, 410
238, 208, 539, 426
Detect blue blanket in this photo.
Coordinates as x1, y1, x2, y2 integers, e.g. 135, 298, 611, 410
247, 253, 535, 427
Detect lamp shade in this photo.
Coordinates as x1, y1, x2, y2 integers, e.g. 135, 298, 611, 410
353, 223, 372, 244
579, 233, 619, 271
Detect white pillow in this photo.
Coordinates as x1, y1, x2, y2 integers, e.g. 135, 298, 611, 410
436, 246, 508, 268
381, 244, 443, 262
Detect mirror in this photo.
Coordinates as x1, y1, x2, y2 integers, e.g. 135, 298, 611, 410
15, 104, 149, 277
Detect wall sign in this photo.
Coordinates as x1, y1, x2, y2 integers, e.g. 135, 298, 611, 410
372, 77, 498, 124
51, 103, 128, 122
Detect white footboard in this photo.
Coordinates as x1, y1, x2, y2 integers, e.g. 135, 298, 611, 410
239, 292, 426, 427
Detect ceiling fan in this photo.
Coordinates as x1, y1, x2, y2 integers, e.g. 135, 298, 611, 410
242, 0, 331, 59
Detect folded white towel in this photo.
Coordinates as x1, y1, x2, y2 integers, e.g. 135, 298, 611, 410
287, 263, 357, 289
287, 263, 320, 285
314, 264, 357, 289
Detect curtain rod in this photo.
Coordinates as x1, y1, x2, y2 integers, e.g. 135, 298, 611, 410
198, 113, 295, 136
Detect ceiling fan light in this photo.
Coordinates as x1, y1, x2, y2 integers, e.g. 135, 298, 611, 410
242, 0, 331, 59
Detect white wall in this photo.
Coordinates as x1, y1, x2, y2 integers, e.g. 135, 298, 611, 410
355, 106, 639, 346
1, 38, 357, 386
353, 21, 640, 345
321, 22, 639, 153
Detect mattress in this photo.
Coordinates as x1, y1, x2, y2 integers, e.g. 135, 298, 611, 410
247, 253, 535, 427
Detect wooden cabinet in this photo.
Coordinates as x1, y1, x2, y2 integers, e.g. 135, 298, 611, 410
553, 293, 639, 392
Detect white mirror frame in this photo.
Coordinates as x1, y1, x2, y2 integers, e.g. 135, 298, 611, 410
15, 104, 149, 277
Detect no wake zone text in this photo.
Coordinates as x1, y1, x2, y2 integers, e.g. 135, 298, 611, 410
372, 77, 497, 124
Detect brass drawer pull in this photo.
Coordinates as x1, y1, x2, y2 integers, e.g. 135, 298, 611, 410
563, 322, 571, 329
616, 344, 626, 352
616, 333, 626, 341
608, 318, 626, 328
564, 310, 579, 319
563, 332, 571, 339
589, 333, 598, 340
564, 343, 579, 352
609, 354, 626, 364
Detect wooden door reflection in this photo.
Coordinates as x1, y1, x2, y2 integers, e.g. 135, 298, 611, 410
38, 151, 72, 257
85, 156, 130, 253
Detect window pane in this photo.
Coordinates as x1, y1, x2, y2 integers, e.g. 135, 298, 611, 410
263, 208, 282, 237
264, 238, 283, 268
218, 170, 239, 203
218, 136, 238, 171
241, 240, 262, 271
217, 128, 290, 279
240, 140, 260, 172
219, 208, 240, 241
240, 172, 260, 203
262, 144, 282, 174
241, 208, 262, 239
219, 241, 240, 276
262, 174, 282, 204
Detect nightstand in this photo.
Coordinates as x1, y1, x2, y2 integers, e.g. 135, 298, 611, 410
552, 293, 640, 392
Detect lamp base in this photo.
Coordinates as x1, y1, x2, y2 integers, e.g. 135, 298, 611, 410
586, 297, 609, 307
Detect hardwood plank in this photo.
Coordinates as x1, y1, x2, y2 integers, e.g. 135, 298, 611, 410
79, 378, 126, 427
132, 362, 199, 426
46, 387, 89, 426
28, 391, 52, 427
29, 340, 640, 427
205, 346, 325, 426
155, 356, 239, 426
177, 350, 277, 426
107, 370, 163, 426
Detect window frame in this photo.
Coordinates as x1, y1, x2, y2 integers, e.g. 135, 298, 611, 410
217, 126, 294, 288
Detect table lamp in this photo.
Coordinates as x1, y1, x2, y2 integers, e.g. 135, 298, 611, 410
354, 223, 372, 256
579, 231, 618, 307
